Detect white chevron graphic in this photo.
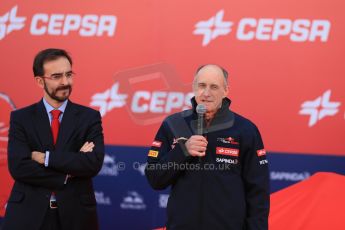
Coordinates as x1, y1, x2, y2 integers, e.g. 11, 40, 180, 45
90, 82, 128, 116
193, 10, 233, 46
0, 6, 26, 40
299, 90, 340, 127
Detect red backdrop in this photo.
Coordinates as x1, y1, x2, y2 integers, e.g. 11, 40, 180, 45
1, 0, 344, 216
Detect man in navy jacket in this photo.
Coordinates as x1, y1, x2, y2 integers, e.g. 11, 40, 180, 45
145, 64, 269, 230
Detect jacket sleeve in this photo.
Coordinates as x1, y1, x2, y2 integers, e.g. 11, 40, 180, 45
7, 112, 66, 190
48, 111, 105, 178
145, 119, 192, 190
241, 124, 270, 230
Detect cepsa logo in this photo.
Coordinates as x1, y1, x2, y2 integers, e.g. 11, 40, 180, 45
0, 5, 116, 40
90, 63, 193, 125
194, 10, 331, 46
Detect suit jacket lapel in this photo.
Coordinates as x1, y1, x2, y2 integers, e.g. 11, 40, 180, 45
56, 100, 78, 149
34, 100, 54, 150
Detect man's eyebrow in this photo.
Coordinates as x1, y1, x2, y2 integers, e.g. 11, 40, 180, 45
50, 70, 73, 75
50, 72, 63, 76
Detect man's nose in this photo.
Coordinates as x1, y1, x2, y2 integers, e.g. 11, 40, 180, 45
60, 75, 69, 85
202, 87, 210, 96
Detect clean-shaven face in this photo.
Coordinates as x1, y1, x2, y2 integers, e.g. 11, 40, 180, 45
193, 65, 228, 116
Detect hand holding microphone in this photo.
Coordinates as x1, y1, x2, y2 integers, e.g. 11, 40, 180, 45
185, 135, 208, 157
185, 104, 208, 157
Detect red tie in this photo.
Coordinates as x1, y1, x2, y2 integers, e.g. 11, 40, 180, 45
50, 110, 61, 145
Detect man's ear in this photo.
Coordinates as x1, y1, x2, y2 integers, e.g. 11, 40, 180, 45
34, 76, 44, 89
223, 85, 229, 97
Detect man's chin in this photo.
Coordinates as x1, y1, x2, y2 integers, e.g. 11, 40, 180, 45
53, 95, 70, 102
57, 91, 71, 100
202, 102, 214, 108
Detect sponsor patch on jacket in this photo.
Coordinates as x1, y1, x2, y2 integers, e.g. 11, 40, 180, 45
257, 149, 266, 157
216, 157, 238, 165
216, 147, 239, 157
148, 150, 159, 158
152, 140, 162, 148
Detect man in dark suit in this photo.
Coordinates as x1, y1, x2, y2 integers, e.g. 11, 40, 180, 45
3, 48, 105, 230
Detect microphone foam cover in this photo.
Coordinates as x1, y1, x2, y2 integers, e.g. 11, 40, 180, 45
196, 104, 207, 114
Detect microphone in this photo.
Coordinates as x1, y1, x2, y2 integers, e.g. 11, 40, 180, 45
196, 104, 206, 136
196, 104, 206, 163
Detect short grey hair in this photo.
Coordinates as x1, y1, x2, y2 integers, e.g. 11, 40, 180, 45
193, 64, 229, 89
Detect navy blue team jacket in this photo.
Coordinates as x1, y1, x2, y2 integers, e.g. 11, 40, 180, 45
145, 97, 269, 230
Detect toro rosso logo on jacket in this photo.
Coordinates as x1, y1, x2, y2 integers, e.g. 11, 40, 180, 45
171, 137, 188, 149
216, 147, 239, 157
217, 137, 239, 145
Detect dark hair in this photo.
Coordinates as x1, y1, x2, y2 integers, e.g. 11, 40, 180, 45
33, 48, 72, 76
195, 64, 229, 85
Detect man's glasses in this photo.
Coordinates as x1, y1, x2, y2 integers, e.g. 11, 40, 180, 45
41, 71, 75, 81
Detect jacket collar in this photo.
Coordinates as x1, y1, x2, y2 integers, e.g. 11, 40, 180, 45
34, 99, 78, 150
189, 97, 235, 133
190, 96, 232, 115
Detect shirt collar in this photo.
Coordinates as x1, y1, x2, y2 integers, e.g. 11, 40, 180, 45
42, 98, 68, 114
